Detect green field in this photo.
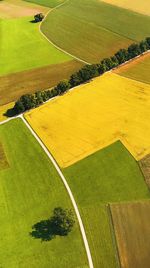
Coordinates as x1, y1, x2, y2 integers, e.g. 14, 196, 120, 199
0, 119, 88, 268
63, 141, 150, 268
117, 54, 150, 84
41, 0, 150, 63
24, 0, 65, 8
0, 16, 71, 76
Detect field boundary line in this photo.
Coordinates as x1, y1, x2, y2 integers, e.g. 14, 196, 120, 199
107, 204, 121, 268
39, 0, 90, 65
21, 115, 94, 268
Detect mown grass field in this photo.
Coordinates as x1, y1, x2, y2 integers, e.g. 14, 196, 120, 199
63, 141, 150, 268
115, 52, 150, 84
110, 201, 150, 268
102, 0, 150, 16
0, 119, 88, 268
26, 73, 150, 168
0, 16, 71, 76
0, 60, 83, 106
24, 0, 65, 8
41, 0, 150, 63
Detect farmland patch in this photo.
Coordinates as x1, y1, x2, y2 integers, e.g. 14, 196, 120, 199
114, 52, 150, 84
102, 0, 150, 16
0, 119, 88, 267
26, 73, 150, 168
41, 0, 150, 63
110, 201, 150, 268
0, 60, 83, 105
0, 0, 48, 19
63, 141, 150, 267
24, 0, 65, 8
0, 16, 71, 76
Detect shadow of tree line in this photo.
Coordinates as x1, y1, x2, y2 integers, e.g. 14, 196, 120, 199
4, 108, 17, 118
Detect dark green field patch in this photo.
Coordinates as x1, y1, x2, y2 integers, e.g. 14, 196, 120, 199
0, 143, 9, 170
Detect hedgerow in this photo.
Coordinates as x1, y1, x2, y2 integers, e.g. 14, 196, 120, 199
13, 37, 150, 115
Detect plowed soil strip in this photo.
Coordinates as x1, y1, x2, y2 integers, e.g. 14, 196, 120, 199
0, 60, 83, 106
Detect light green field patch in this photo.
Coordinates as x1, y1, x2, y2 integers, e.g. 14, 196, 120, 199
0, 16, 71, 76
41, 0, 150, 63
0, 143, 9, 170
0, 119, 88, 268
63, 141, 150, 267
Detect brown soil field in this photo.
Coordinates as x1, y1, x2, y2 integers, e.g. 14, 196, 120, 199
0, 0, 48, 19
110, 201, 150, 268
139, 155, 150, 188
0, 60, 83, 106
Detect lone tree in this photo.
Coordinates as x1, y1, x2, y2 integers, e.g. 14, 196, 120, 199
51, 207, 75, 236
34, 13, 44, 22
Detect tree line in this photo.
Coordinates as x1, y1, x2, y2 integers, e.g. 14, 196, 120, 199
13, 37, 150, 114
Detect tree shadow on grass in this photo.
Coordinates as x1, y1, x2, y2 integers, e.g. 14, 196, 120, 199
29, 20, 37, 23
30, 219, 56, 241
30, 218, 65, 242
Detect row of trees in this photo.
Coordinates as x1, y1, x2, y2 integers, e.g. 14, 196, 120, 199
13, 37, 150, 114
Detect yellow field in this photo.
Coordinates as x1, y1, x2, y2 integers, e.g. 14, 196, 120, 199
26, 73, 150, 168
102, 0, 150, 16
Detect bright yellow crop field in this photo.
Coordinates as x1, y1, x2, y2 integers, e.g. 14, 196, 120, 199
26, 73, 150, 168
102, 0, 150, 16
